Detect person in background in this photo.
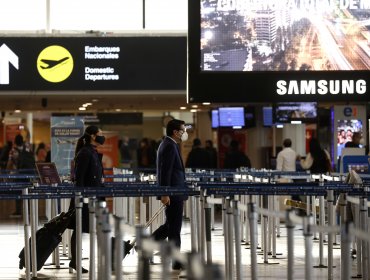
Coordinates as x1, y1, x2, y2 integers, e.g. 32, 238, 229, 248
344, 132, 361, 148
137, 138, 155, 168
152, 119, 188, 270
299, 138, 331, 174
0, 141, 12, 169
224, 140, 251, 169
120, 136, 132, 164
276, 138, 297, 171
185, 138, 210, 169
205, 140, 218, 168
35, 142, 47, 162
7, 134, 33, 217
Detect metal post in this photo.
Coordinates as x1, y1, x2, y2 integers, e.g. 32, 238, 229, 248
204, 196, 212, 265
89, 198, 96, 280
360, 197, 368, 280
200, 189, 206, 262
51, 197, 60, 267
137, 226, 150, 280
248, 197, 258, 280
30, 197, 38, 277
314, 195, 326, 268
102, 209, 112, 280
114, 216, 123, 280
286, 210, 295, 280
22, 188, 31, 280
233, 197, 242, 280
160, 242, 171, 280
75, 193, 83, 280
96, 201, 106, 280
189, 186, 198, 252
340, 222, 352, 280
327, 190, 334, 280
226, 197, 234, 280
303, 215, 314, 280
223, 197, 229, 279
196, 192, 202, 258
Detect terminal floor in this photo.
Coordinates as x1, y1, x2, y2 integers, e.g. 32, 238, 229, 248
0, 218, 357, 279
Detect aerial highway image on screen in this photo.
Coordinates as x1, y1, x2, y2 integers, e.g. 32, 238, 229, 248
201, 0, 370, 71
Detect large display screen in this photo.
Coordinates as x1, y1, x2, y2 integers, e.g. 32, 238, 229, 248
201, 0, 370, 72
188, 1, 370, 103
274, 102, 317, 123
337, 119, 363, 156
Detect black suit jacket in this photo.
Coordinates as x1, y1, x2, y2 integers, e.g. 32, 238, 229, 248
157, 137, 186, 200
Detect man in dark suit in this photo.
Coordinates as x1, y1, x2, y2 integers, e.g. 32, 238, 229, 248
152, 119, 187, 270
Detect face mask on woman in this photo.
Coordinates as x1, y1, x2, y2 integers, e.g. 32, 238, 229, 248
94, 135, 106, 145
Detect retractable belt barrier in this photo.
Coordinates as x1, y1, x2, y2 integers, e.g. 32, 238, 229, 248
5, 169, 370, 280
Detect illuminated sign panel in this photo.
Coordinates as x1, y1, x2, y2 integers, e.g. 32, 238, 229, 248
188, 0, 370, 103
0, 37, 186, 91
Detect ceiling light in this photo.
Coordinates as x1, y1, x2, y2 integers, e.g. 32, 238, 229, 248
85, 102, 92, 106
180, 106, 187, 110
92, 99, 99, 102
115, 108, 122, 112
14, 109, 21, 113
202, 102, 211, 105
191, 105, 198, 108
79, 107, 86, 111
82, 104, 89, 107
190, 109, 197, 113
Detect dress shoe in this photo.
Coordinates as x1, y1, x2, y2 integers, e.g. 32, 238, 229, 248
69, 261, 88, 273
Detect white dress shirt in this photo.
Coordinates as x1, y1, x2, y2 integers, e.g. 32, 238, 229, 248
276, 147, 297, 171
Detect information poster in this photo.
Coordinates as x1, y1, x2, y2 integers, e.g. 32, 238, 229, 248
50, 116, 84, 176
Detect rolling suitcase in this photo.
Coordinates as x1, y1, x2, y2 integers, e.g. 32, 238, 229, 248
19, 209, 75, 271
112, 204, 166, 261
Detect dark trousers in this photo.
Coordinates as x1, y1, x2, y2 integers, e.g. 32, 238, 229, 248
152, 198, 184, 249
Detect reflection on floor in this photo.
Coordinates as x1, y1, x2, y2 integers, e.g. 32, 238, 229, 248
0, 218, 357, 279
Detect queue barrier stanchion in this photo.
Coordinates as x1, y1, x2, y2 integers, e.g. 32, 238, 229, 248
360, 196, 368, 280
113, 216, 123, 280
248, 196, 258, 280
314, 176, 327, 269
303, 215, 314, 280
22, 187, 31, 280
189, 185, 198, 252
233, 196, 242, 280
200, 187, 206, 263
30, 188, 38, 278
341, 222, 353, 280
75, 192, 83, 280
327, 189, 335, 280
160, 241, 171, 280
136, 225, 150, 280
204, 193, 212, 265
102, 208, 112, 280
226, 197, 234, 280
89, 197, 96, 280
286, 209, 295, 280
96, 201, 106, 280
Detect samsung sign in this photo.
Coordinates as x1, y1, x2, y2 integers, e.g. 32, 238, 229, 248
276, 80, 367, 95
0, 37, 186, 91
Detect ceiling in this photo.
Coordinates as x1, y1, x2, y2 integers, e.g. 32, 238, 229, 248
0, 91, 189, 113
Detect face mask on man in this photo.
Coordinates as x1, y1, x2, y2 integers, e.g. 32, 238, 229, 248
180, 131, 188, 142
95, 135, 106, 145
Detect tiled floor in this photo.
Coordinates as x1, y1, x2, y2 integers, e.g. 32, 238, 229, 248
0, 218, 358, 279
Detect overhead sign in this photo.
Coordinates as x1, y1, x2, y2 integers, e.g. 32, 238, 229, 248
0, 37, 186, 91
0, 43, 18, 85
